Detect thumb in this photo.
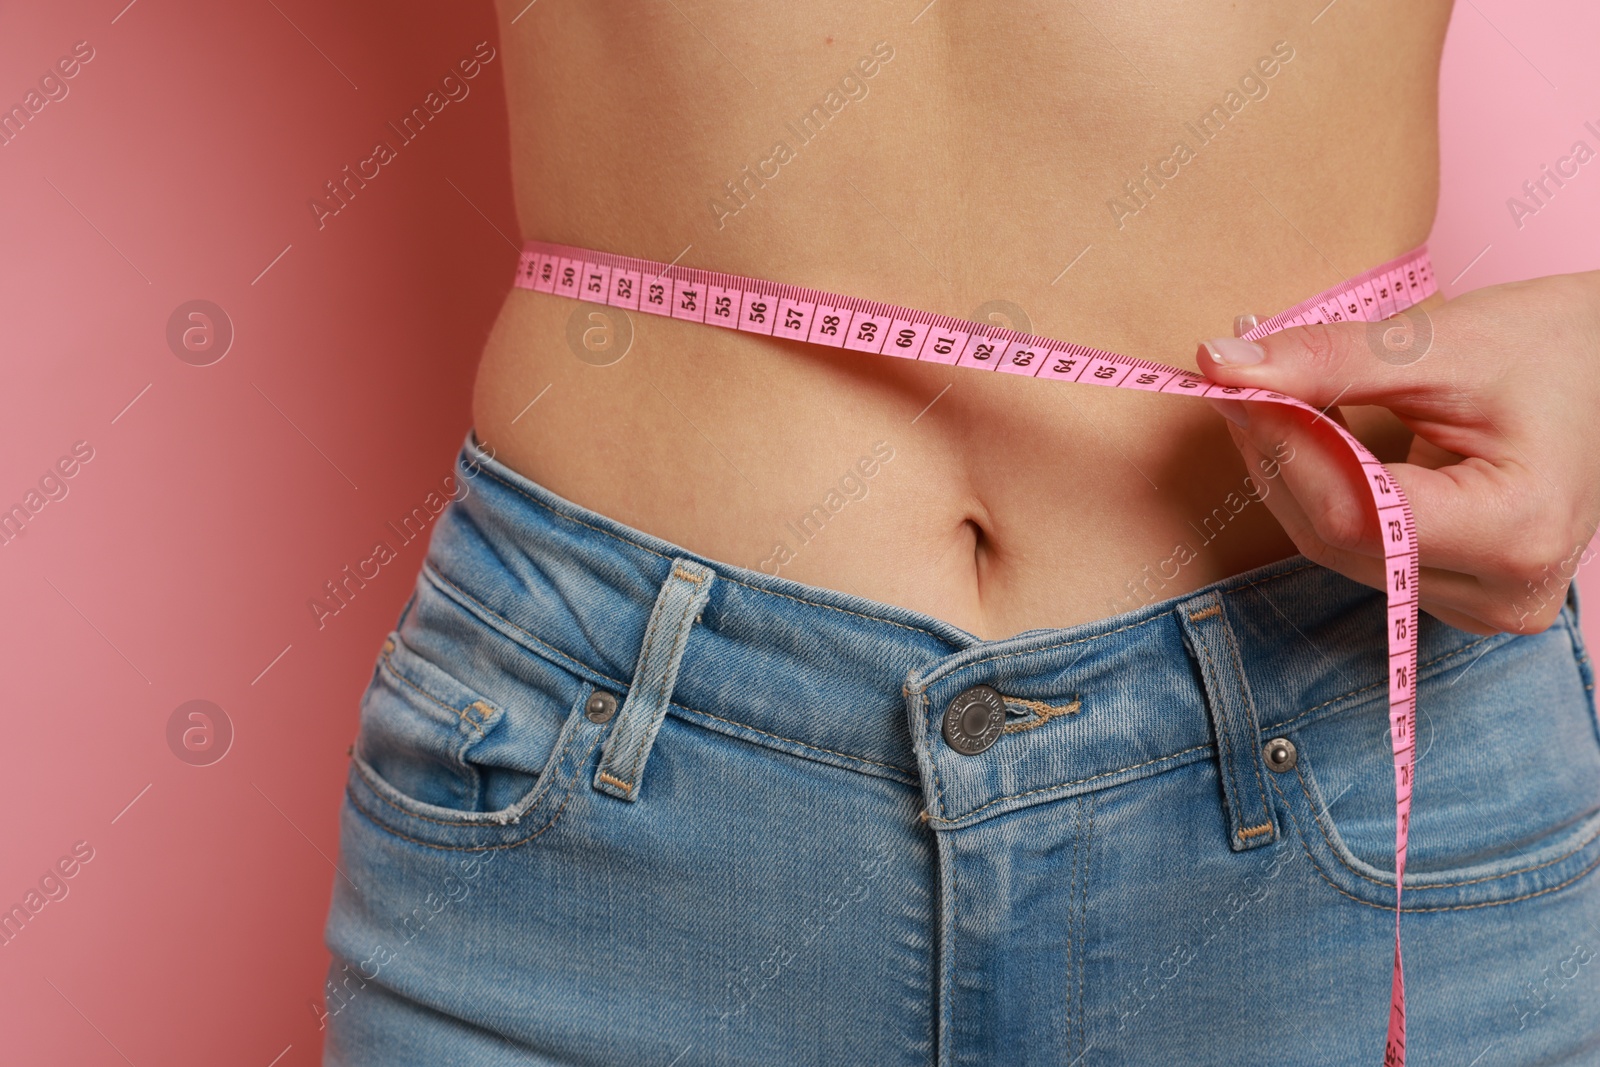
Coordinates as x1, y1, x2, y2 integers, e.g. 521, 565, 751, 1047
1197, 308, 1445, 408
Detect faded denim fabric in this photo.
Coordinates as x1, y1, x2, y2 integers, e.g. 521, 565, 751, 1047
322, 434, 1600, 1066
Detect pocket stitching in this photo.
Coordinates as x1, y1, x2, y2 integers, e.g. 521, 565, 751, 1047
368, 638, 501, 805
1218, 612, 1274, 833
345, 726, 606, 852
351, 685, 591, 829
1293, 759, 1600, 889
378, 640, 501, 742
1269, 772, 1600, 912
428, 560, 923, 778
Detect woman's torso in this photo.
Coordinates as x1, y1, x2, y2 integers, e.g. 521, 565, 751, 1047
474, 0, 1453, 640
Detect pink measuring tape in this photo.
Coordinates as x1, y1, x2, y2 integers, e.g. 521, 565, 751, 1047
515, 239, 1436, 1064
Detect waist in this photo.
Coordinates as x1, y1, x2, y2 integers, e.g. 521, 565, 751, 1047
473, 281, 1432, 637
415, 433, 1491, 794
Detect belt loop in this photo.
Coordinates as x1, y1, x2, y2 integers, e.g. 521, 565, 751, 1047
1176, 589, 1279, 851
594, 558, 715, 802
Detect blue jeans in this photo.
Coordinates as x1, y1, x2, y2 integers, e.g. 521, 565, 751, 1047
322, 435, 1600, 1066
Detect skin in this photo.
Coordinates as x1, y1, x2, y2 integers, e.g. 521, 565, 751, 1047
475, 0, 1488, 641
1203, 269, 1600, 635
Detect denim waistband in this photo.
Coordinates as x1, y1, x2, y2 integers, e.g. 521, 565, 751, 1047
427, 433, 1508, 828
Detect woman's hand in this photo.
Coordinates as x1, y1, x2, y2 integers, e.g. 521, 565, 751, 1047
1200, 270, 1600, 636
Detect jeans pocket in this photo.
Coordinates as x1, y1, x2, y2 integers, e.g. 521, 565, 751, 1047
1271, 610, 1600, 911
345, 597, 613, 852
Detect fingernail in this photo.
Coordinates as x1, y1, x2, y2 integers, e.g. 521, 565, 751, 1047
1233, 314, 1259, 338
1200, 337, 1265, 365
1206, 398, 1250, 428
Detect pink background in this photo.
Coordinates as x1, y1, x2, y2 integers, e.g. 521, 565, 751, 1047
0, 2, 1596, 1063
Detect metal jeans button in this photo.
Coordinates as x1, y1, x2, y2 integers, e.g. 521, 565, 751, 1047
1264, 737, 1297, 772
585, 691, 618, 724
943, 684, 1006, 755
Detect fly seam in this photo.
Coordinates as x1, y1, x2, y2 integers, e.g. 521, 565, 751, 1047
1078, 795, 1094, 1061
924, 691, 948, 821
1268, 774, 1600, 911
1066, 798, 1081, 1054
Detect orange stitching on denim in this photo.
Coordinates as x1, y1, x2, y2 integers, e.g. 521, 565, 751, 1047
379, 651, 454, 716
379, 646, 487, 734
347, 729, 606, 853
1187, 604, 1223, 622
1003, 696, 1080, 718
672, 565, 706, 584
473, 464, 672, 562
717, 575, 946, 636
349, 715, 596, 836
924, 743, 1212, 825
617, 578, 704, 787
1219, 607, 1274, 830
1268, 774, 1600, 912
463, 463, 1325, 677
1001, 717, 1055, 735
423, 562, 914, 776
605, 581, 670, 782
418, 567, 916, 776
1196, 637, 1245, 840
597, 771, 633, 792
1292, 762, 1600, 890
1000, 696, 1082, 733
943, 818, 957, 1066
365, 703, 582, 824
1236, 823, 1274, 839
458, 700, 493, 738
